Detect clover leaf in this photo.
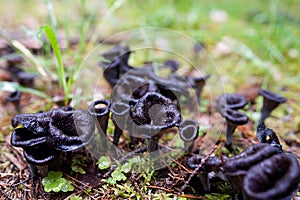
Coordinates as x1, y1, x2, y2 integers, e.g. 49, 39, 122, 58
42, 171, 74, 192
97, 156, 111, 170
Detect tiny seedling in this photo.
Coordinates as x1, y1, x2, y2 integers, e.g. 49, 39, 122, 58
42, 171, 74, 193
97, 156, 111, 170
105, 157, 145, 185
71, 155, 86, 175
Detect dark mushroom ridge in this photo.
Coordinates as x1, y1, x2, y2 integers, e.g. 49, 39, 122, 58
243, 153, 300, 200
127, 92, 181, 153
223, 144, 279, 176
258, 89, 286, 123
10, 106, 95, 166
217, 93, 248, 110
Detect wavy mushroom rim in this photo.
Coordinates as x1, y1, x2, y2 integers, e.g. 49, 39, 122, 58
258, 89, 287, 103
87, 99, 111, 117
11, 128, 47, 148
243, 153, 300, 200
217, 93, 248, 110
223, 144, 280, 176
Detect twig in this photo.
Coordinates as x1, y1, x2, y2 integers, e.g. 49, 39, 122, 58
63, 173, 96, 200
147, 185, 174, 193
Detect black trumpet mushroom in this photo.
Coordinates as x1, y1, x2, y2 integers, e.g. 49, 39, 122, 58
7, 65, 37, 87
10, 106, 95, 178
130, 92, 181, 155
223, 144, 279, 198
187, 155, 223, 192
88, 100, 111, 149
258, 89, 286, 123
99, 45, 133, 87
219, 108, 248, 149
163, 59, 179, 72
223, 144, 300, 200
217, 93, 248, 110
243, 153, 300, 200
5, 90, 22, 113
256, 122, 282, 152
179, 119, 199, 154
187, 74, 210, 103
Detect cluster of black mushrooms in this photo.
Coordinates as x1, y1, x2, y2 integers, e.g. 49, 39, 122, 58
9, 45, 300, 199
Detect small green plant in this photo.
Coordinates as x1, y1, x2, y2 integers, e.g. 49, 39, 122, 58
42, 171, 74, 192
105, 157, 148, 185
71, 155, 87, 174
97, 156, 111, 170
205, 193, 231, 200
70, 195, 82, 200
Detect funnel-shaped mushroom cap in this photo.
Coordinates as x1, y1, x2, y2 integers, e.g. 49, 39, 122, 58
7, 66, 37, 86
256, 122, 282, 152
223, 144, 279, 176
243, 153, 300, 200
259, 89, 286, 104
5, 91, 22, 103
220, 108, 248, 126
188, 74, 211, 88
88, 99, 111, 118
217, 93, 248, 110
258, 89, 286, 122
163, 59, 179, 72
100, 45, 133, 87
179, 119, 199, 142
102, 45, 130, 63
47, 109, 95, 151
11, 107, 95, 152
130, 92, 181, 138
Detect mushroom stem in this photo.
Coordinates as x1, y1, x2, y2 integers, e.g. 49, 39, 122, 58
188, 75, 210, 103
112, 122, 123, 146
198, 172, 210, 192
225, 121, 237, 147
219, 109, 248, 150
146, 133, 163, 161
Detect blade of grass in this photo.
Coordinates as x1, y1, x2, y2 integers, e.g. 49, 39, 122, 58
44, 0, 57, 32
37, 25, 69, 104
